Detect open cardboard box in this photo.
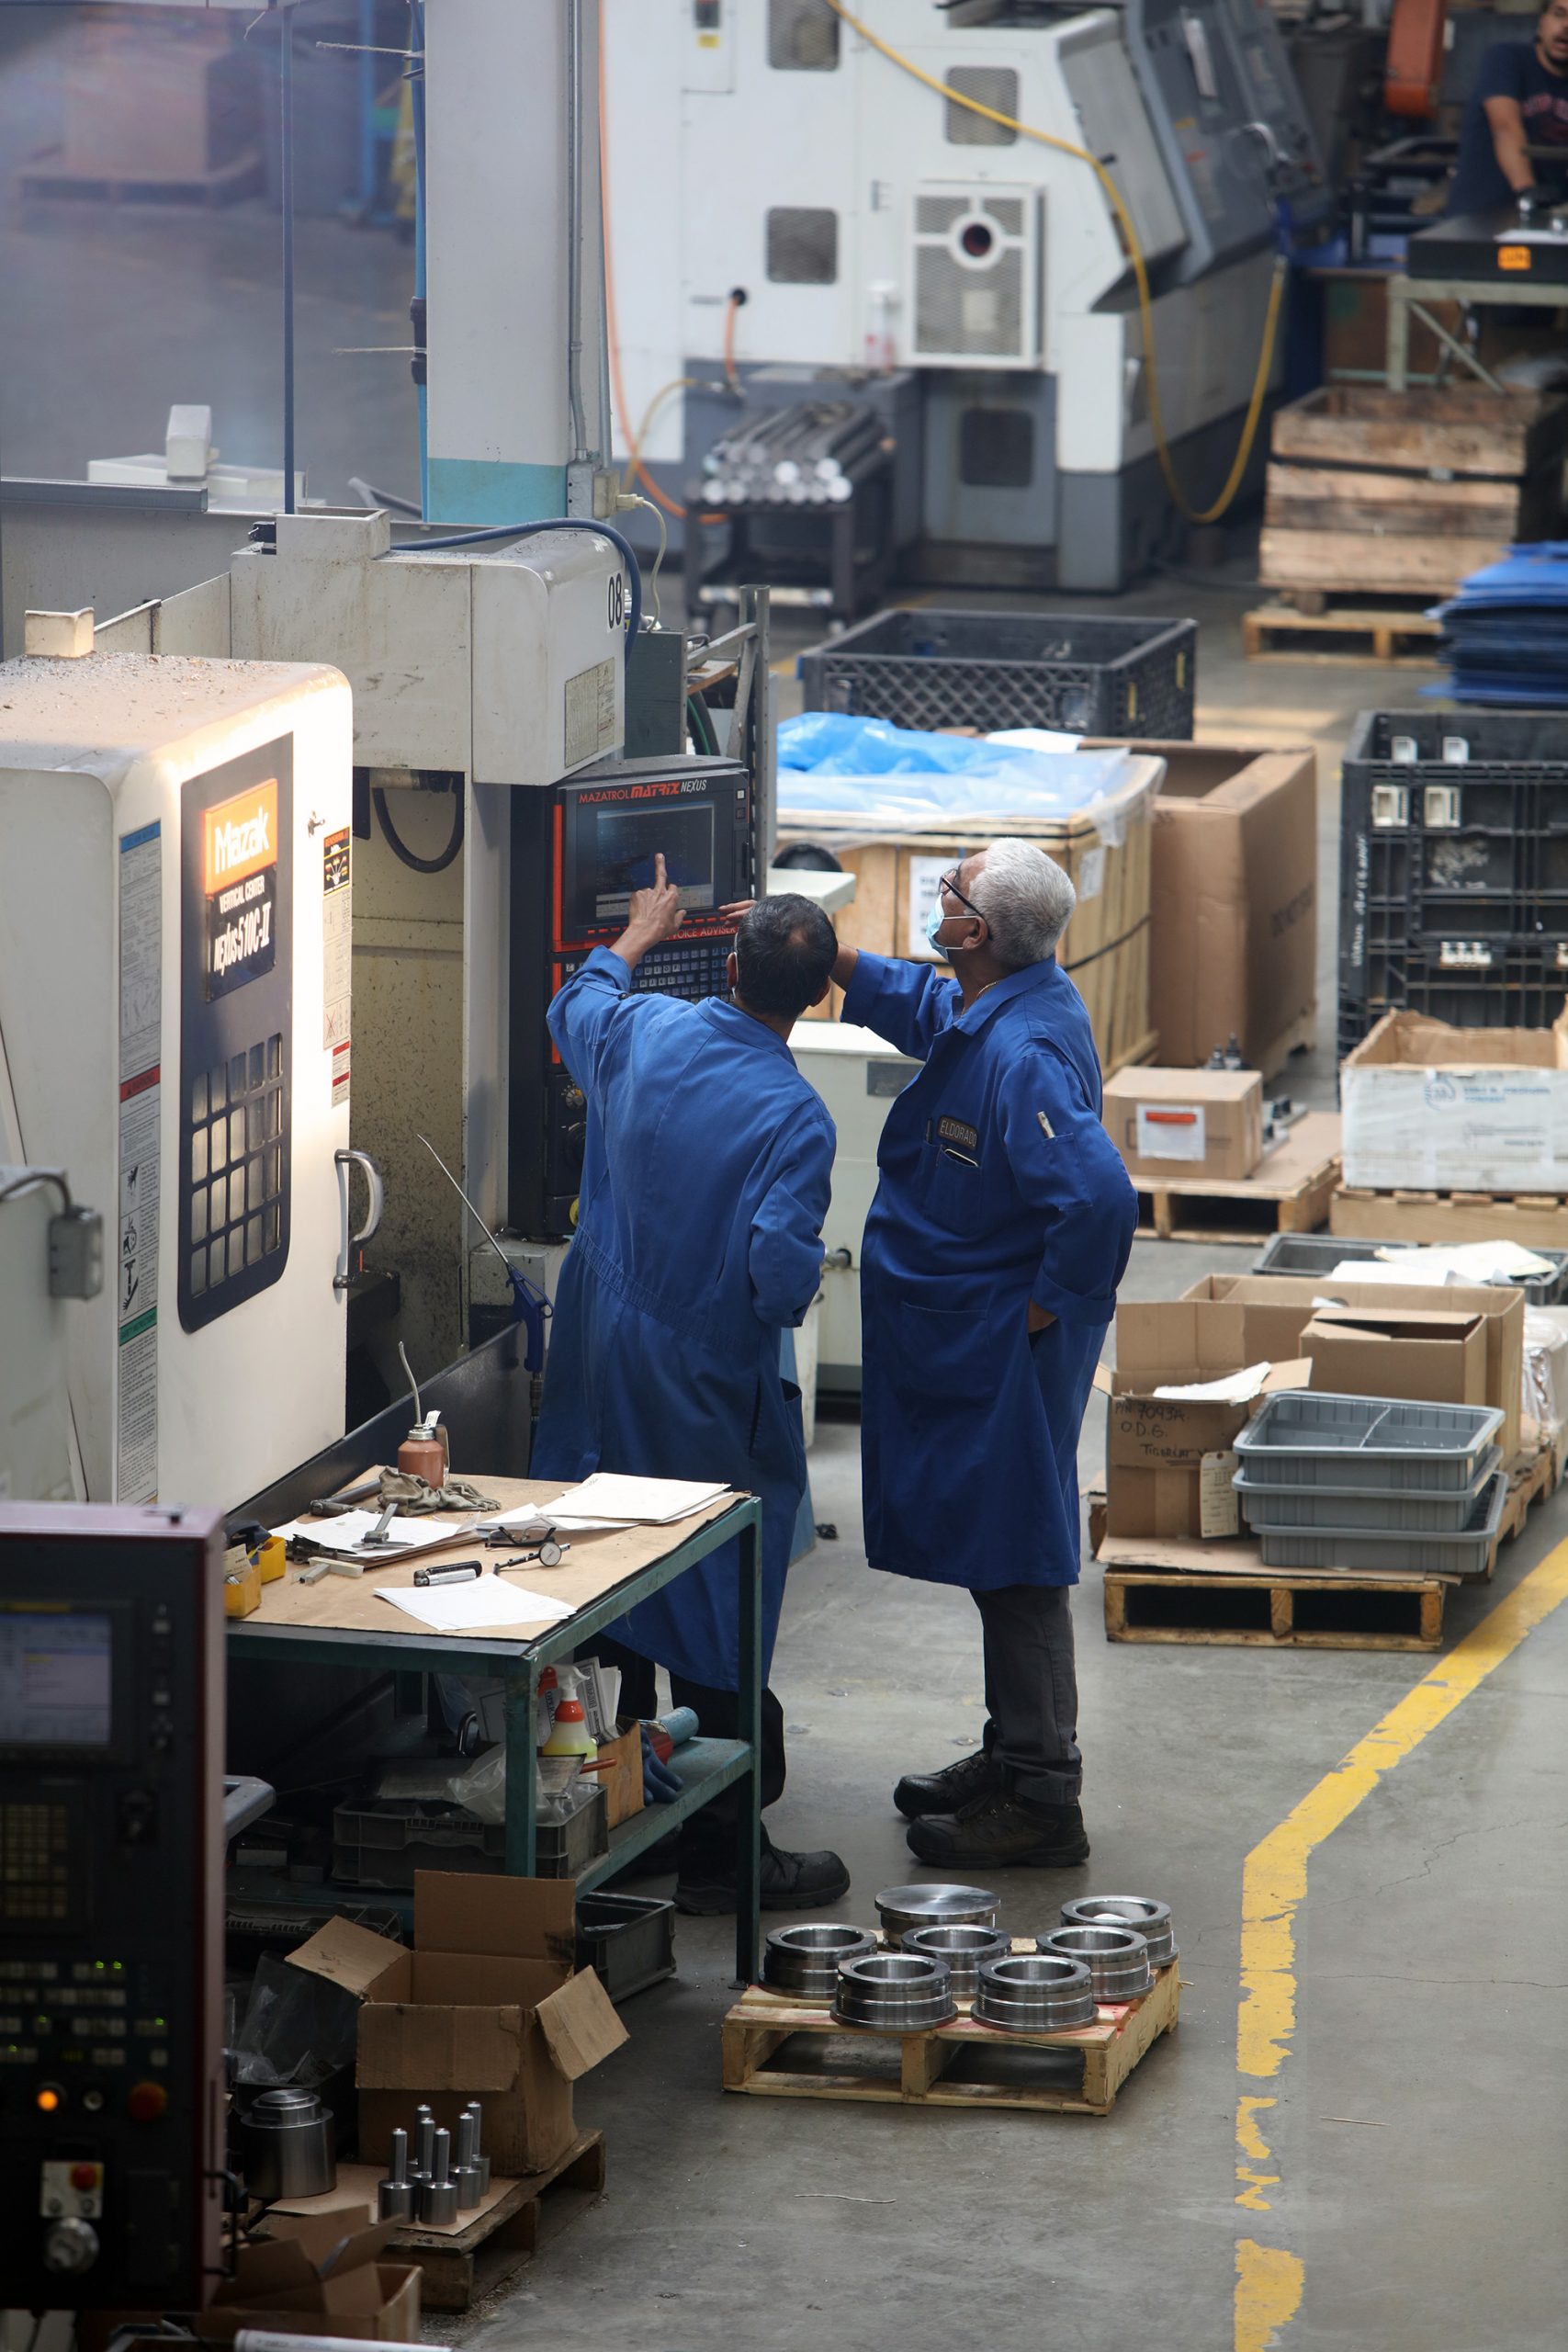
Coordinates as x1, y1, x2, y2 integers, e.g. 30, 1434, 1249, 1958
1175, 1272, 1525, 1459
194, 2215, 419, 2344
1098, 1309, 1313, 1537
1300, 1307, 1487, 1408
1341, 1008, 1568, 1194
288, 1873, 626, 2177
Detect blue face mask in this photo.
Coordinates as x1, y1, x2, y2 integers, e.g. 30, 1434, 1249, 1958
924, 895, 948, 951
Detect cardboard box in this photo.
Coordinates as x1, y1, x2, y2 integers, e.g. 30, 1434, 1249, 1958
194, 2214, 419, 2344
597, 1717, 644, 1831
1102, 1067, 1264, 1183
1341, 1009, 1568, 1195
1299, 1308, 1488, 1408
288, 1874, 626, 2177
1175, 1272, 1527, 1459
1102, 1302, 1313, 1536
1119, 740, 1317, 1071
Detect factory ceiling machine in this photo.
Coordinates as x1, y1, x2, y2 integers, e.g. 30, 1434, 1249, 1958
605, 0, 1328, 589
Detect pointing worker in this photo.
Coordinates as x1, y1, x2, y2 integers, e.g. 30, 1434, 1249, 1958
835, 840, 1137, 1869
531, 856, 850, 1915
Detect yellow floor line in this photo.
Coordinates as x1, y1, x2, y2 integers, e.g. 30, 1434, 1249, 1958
1234, 1536, 1568, 2350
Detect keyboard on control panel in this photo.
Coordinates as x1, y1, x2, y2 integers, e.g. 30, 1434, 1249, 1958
629, 942, 729, 1002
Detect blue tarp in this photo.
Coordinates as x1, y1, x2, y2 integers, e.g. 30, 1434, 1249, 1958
776, 711, 1136, 820
1433, 543, 1568, 705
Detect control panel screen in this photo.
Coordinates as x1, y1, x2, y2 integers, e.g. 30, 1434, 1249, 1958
592, 804, 716, 922
0, 1616, 112, 1747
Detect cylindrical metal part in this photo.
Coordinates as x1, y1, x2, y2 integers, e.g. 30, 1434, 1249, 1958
240, 2088, 336, 2203
874, 1883, 999, 1940
1038, 1925, 1153, 2001
973, 1953, 1096, 2033
418, 2128, 458, 2225
465, 2103, 491, 2198
1060, 1895, 1176, 1967
899, 1924, 1010, 2001
762, 1922, 877, 1998
412, 2105, 435, 2182
453, 2110, 483, 2210
378, 2126, 416, 2222
832, 1951, 956, 2033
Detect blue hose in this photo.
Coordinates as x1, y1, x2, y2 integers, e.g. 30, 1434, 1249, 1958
403, 517, 643, 664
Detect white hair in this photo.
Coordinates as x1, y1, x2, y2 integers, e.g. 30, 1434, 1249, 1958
965, 837, 1077, 970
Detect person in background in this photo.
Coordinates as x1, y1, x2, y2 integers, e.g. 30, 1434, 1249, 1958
837, 840, 1137, 1870
1446, 0, 1568, 215
531, 860, 849, 1915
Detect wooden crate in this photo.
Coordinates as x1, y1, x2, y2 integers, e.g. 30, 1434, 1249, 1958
721, 1958, 1179, 2119
1330, 1184, 1568, 1254
1104, 1568, 1446, 1650
784, 755, 1161, 1078
384, 2131, 605, 2313
1242, 602, 1442, 665
1259, 384, 1568, 601
1129, 1110, 1340, 1243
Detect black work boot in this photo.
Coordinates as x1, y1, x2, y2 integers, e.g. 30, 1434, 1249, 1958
893, 1747, 1001, 1820
905, 1789, 1089, 1870
674, 1834, 851, 1916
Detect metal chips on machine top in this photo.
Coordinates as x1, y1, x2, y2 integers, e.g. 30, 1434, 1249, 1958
833, 1951, 957, 2033
1060, 1894, 1177, 1968
1038, 1924, 1154, 2002
973, 1953, 1097, 2034
763, 1921, 877, 1998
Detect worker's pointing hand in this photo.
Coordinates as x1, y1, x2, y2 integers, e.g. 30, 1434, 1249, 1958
626, 852, 686, 945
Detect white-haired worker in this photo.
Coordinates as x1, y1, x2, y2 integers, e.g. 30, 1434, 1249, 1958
834, 838, 1137, 1870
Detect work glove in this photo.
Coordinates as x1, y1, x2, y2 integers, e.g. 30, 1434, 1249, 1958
641, 1723, 684, 1804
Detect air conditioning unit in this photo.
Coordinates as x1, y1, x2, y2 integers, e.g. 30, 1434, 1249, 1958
909, 183, 1041, 368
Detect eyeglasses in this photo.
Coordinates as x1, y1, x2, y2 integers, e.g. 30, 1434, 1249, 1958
938, 868, 985, 923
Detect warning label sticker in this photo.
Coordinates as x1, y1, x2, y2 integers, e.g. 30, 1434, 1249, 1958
564, 657, 617, 769
323, 828, 352, 1056
117, 821, 162, 1504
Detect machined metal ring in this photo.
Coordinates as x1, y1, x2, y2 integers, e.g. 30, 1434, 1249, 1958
973, 1952, 1096, 2034
762, 1922, 877, 1998
832, 1951, 956, 2033
1059, 1895, 1176, 1968
900, 1923, 1010, 2000
874, 1882, 998, 1939
1038, 1924, 1153, 2001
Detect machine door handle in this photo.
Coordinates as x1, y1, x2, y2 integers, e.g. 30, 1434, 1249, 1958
334, 1148, 386, 1292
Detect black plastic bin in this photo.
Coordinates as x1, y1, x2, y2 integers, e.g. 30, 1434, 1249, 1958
1339, 708, 1568, 1052
575, 1893, 677, 2002
796, 608, 1197, 739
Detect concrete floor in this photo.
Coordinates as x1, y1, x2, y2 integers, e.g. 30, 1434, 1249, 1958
4, 15, 1568, 2344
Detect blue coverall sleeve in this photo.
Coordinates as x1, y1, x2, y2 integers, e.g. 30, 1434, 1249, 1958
547, 946, 635, 1089
840, 951, 956, 1061
749, 1105, 835, 1329
998, 1046, 1137, 1323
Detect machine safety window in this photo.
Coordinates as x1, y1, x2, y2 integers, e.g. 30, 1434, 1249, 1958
960, 406, 1034, 488
944, 66, 1019, 144
188, 1035, 285, 1299
768, 0, 840, 70
766, 207, 839, 284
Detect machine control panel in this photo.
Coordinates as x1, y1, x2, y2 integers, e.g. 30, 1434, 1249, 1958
0, 1505, 226, 2311
511, 753, 755, 1236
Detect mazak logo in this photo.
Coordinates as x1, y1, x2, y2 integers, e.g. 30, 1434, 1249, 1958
203, 781, 277, 894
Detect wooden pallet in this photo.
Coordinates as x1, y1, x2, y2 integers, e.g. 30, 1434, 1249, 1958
1104, 1567, 1445, 1650
1133, 1109, 1340, 1243
16, 142, 264, 209
384, 2131, 604, 2313
1242, 601, 1442, 666
1498, 1439, 1558, 1551
722, 1959, 1179, 2118
1331, 1184, 1568, 1254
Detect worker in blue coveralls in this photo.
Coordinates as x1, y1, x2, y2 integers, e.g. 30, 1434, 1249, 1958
531, 857, 851, 1917
835, 838, 1137, 1870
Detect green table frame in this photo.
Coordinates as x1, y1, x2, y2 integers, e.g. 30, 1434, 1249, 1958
229, 1497, 763, 1982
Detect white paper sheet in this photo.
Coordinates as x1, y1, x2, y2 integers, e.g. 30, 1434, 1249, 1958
270, 1510, 468, 1555
485, 1503, 633, 1534
546, 1474, 730, 1525
376, 1577, 575, 1631
1152, 1362, 1274, 1404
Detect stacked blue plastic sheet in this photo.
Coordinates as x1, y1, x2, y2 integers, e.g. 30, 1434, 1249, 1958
1433, 543, 1568, 705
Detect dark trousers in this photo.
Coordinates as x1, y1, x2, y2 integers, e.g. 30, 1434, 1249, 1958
588, 1635, 786, 1870
974, 1582, 1082, 1808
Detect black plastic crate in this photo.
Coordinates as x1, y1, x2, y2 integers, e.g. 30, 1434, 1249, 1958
1338, 709, 1568, 1050
1337, 939, 1568, 1057
796, 608, 1196, 738
575, 1892, 676, 2003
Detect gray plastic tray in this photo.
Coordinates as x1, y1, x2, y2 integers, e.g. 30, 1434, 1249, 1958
1235, 1446, 1503, 1533
1234, 1392, 1505, 1492
1250, 1230, 1568, 1306
1255, 1470, 1506, 1577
